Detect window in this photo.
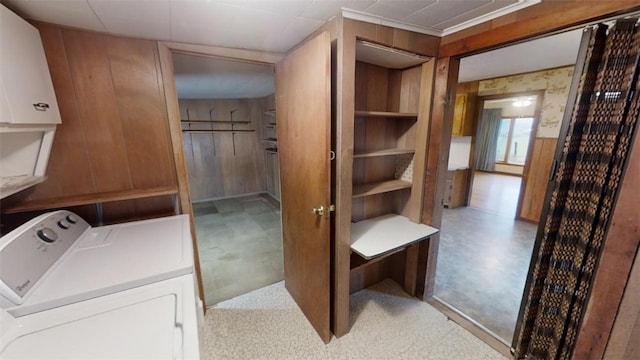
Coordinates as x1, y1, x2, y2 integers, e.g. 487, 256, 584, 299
495, 117, 534, 165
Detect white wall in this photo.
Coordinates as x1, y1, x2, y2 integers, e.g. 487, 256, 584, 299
448, 136, 472, 170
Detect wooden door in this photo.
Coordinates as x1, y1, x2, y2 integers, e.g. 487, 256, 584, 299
275, 32, 332, 343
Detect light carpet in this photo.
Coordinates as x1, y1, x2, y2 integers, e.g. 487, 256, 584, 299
202, 279, 508, 359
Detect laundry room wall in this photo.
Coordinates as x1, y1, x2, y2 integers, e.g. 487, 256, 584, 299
179, 95, 274, 201
1, 22, 178, 226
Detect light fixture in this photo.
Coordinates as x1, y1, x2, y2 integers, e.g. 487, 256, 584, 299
513, 98, 532, 107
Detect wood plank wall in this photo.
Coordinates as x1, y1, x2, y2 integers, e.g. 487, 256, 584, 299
518, 137, 557, 222
179, 95, 275, 201
1, 23, 177, 225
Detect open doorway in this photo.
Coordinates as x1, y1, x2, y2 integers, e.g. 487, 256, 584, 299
172, 53, 282, 307
469, 92, 541, 219
434, 29, 583, 346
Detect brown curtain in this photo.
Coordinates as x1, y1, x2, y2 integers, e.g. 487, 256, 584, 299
514, 19, 640, 360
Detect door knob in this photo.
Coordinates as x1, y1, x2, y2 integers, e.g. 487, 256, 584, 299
311, 205, 335, 216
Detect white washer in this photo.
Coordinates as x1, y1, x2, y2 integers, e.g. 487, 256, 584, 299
0, 210, 204, 359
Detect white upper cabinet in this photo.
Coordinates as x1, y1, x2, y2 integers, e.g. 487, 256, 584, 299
0, 5, 61, 125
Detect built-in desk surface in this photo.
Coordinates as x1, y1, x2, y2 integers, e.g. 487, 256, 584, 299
350, 214, 439, 260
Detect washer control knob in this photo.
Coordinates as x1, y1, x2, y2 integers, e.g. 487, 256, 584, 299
66, 214, 78, 224
37, 228, 58, 243
57, 220, 70, 229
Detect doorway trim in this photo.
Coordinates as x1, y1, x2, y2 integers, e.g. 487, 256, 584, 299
156, 41, 284, 306
424, 3, 640, 358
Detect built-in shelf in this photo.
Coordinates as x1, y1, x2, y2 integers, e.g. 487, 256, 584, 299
264, 137, 278, 141
354, 110, 418, 119
181, 120, 251, 124
353, 148, 415, 158
264, 110, 276, 116
350, 214, 439, 260
352, 179, 411, 198
265, 148, 278, 154
2, 185, 179, 214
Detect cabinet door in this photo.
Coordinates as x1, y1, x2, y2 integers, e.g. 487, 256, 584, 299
0, 6, 60, 125
276, 31, 332, 343
452, 94, 467, 136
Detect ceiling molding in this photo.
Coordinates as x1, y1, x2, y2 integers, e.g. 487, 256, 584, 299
441, 0, 542, 36
341, 8, 442, 37
342, 0, 541, 38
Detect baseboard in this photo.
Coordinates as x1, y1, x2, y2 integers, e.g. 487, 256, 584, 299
428, 296, 513, 358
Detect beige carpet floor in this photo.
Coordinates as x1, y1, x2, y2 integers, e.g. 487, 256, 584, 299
201, 279, 508, 360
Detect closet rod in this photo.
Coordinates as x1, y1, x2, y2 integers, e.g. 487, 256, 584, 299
181, 120, 251, 124
182, 129, 255, 133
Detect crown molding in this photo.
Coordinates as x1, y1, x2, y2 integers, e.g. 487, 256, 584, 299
441, 0, 542, 36
342, 0, 541, 38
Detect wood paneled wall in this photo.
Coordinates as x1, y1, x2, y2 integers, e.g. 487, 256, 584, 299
518, 137, 557, 222
179, 96, 273, 201
2, 23, 177, 224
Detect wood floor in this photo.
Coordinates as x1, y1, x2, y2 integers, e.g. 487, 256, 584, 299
469, 171, 522, 218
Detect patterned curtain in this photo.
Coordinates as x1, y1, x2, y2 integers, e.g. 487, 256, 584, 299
514, 19, 640, 360
475, 108, 502, 171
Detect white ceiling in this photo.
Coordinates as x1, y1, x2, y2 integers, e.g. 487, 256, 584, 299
459, 28, 583, 82
2, 0, 539, 53
1, 0, 584, 99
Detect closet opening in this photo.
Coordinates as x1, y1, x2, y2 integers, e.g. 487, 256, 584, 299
171, 52, 282, 307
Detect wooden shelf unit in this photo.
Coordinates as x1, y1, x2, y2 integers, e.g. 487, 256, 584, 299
262, 102, 280, 200
352, 179, 412, 198
346, 39, 437, 309
354, 148, 415, 158
350, 54, 427, 224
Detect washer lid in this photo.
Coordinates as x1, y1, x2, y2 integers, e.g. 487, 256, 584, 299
2, 294, 180, 359
9, 214, 194, 316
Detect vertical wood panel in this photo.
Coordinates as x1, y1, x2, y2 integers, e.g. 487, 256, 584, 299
518, 138, 557, 222
106, 37, 175, 188
408, 60, 436, 222
393, 28, 440, 57
603, 250, 640, 359
63, 29, 133, 192
419, 57, 459, 298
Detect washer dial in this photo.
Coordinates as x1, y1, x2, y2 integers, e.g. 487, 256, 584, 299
36, 228, 58, 243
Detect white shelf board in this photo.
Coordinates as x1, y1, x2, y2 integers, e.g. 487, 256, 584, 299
350, 214, 439, 260
356, 41, 430, 69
